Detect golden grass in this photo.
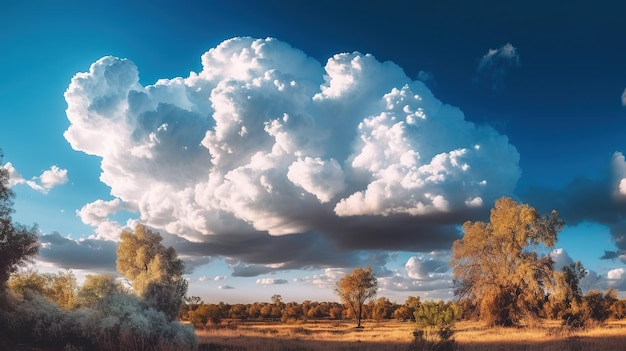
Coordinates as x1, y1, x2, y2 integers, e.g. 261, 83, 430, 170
196, 319, 626, 351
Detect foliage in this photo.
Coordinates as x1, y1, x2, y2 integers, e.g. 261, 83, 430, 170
450, 197, 563, 326
8, 269, 77, 309
3, 289, 197, 350
76, 274, 123, 308
394, 296, 421, 321
0, 150, 39, 285
116, 224, 188, 320
372, 297, 395, 321
414, 300, 460, 342
334, 267, 378, 328
545, 261, 587, 319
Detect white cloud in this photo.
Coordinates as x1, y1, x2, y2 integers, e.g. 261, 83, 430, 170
608, 268, 625, 280
550, 248, 574, 271
621, 88, 626, 106
405, 254, 449, 280
1, 162, 25, 187
218, 285, 235, 289
611, 152, 626, 198
63, 37, 521, 274
256, 278, 288, 285
2, 163, 68, 193
214, 275, 227, 281
77, 198, 128, 240
39, 165, 68, 189
476, 43, 520, 90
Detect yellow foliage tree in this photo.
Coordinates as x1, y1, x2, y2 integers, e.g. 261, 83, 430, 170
450, 197, 563, 326
334, 267, 377, 328
116, 224, 187, 320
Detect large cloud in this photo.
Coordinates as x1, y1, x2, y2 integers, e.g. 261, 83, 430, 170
64, 37, 520, 273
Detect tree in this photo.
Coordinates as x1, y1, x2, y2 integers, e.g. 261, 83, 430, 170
414, 300, 460, 342
450, 197, 563, 326
372, 297, 395, 320
76, 274, 122, 308
116, 224, 187, 320
8, 270, 77, 309
546, 261, 587, 319
334, 267, 378, 328
0, 150, 39, 285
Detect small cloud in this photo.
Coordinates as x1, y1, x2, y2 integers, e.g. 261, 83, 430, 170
621, 88, 626, 106
2, 162, 25, 187
476, 42, 520, 90
1, 163, 68, 193
256, 278, 288, 285
39, 165, 68, 189
405, 254, 449, 280
214, 275, 227, 281
76, 198, 129, 240
197, 276, 208, 282
608, 268, 625, 280
218, 285, 235, 289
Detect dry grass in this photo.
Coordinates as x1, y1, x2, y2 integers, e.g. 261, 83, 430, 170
196, 319, 626, 351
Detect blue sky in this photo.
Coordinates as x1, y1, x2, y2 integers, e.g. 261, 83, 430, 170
2, 0, 626, 303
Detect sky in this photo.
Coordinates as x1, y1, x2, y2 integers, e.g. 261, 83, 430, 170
2, 0, 626, 304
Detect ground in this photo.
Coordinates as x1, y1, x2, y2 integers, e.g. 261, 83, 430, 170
196, 319, 626, 351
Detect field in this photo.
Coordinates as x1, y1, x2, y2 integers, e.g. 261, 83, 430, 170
196, 319, 626, 351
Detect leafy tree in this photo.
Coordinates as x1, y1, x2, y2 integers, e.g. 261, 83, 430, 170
8, 270, 77, 309
372, 297, 395, 320
394, 296, 421, 321
76, 274, 122, 308
0, 150, 39, 285
334, 267, 378, 328
414, 300, 460, 342
546, 261, 587, 319
116, 224, 187, 320
450, 197, 563, 326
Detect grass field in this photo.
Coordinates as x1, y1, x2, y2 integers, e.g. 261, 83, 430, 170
196, 319, 626, 351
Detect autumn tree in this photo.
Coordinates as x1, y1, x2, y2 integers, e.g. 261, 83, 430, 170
116, 224, 188, 320
450, 197, 563, 326
335, 267, 378, 328
546, 261, 587, 319
76, 274, 123, 308
0, 150, 39, 285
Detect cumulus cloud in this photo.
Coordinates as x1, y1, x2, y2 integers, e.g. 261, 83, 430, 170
256, 278, 288, 285
622, 88, 626, 106
63, 37, 521, 275
77, 198, 129, 240
405, 253, 449, 280
218, 285, 235, 289
476, 43, 520, 90
1, 163, 68, 193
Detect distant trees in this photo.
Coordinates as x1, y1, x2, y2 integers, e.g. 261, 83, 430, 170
450, 197, 563, 326
116, 224, 188, 320
335, 267, 378, 328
